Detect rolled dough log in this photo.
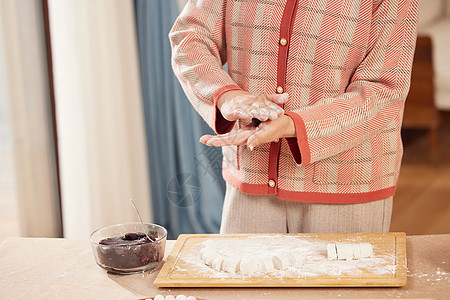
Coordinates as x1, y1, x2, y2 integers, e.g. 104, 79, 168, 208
329, 242, 373, 260
336, 244, 353, 260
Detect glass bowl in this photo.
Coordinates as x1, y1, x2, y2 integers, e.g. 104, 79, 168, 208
89, 222, 167, 274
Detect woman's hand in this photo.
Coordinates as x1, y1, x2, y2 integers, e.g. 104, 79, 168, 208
217, 90, 289, 122
200, 115, 296, 150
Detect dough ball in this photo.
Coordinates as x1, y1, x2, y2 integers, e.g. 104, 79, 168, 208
175, 295, 187, 300
165, 296, 175, 300
222, 256, 241, 274
239, 255, 259, 276
257, 254, 275, 273
272, 252, 290, 270
154, 295, 165, 300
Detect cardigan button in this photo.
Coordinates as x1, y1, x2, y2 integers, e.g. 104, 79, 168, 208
280, 38, 287, 46
276, 86, 284, 94
274, 138, 279, 143
268, 179, 276, 188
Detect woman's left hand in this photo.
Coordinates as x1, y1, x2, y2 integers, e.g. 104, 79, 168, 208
199, 115, 296, 150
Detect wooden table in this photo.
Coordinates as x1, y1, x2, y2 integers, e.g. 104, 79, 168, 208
0, 235, 449, 299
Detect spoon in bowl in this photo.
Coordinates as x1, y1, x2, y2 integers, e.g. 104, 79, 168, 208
129, 199, 153, 242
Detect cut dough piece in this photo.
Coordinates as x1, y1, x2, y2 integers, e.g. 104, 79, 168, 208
202, 249, 219, 266
330, 242, 373, 260
211, 255, 225, 271
200, 249, 211, 261
239, 255, 259, 276
257, 254, 275, 273
272, 252, 290, 270
222, 256, 241, 274
327, 244, 337, 260
336, 244, 353, 260
175, 295, 187, 300
286, 250, 304, 267
344, 244, 354, 261
154, 295, 165, 300
359, 243, 373, 258
352, 243, 362, 259
199, 247, 208, 256
335, 244, 345, 260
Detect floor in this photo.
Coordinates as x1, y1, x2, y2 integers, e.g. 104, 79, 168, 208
391, 112, 450, 235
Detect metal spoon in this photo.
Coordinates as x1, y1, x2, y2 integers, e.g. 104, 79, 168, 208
129, 199, 152, 241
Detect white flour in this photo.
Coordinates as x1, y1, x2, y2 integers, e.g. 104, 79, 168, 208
408, 267, 449, 285
173, 235, 397, 279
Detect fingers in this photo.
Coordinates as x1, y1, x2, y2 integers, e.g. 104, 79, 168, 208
200, 130, 256, 147
268, 110, 278, 120
221, 92, 287, 122
229, 107, 272, 122
258, 94, 286, 120
234, 109, 252, 121
250, 108, 270, 121
199, 135, 215, 144
201, 114, 287, 151
266, 93, 289, 104
246, 131, 265, 151
246, 121, 280, 150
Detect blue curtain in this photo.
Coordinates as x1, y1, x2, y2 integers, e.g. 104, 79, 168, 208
134, 0, 226, 239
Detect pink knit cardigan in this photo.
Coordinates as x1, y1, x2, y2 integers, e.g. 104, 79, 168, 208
169, 0, 418, 204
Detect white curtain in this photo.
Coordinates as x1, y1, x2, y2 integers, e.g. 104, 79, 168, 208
177, 0, 189, 11
0, 0, 61, 237
48, 0, 152, 238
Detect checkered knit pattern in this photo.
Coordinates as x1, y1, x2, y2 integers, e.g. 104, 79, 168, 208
169, 0, 418, 204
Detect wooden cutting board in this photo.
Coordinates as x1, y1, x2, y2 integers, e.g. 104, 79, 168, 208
153, 232, 406, 287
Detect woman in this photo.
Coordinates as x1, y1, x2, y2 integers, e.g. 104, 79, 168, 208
169, 0, 418, 234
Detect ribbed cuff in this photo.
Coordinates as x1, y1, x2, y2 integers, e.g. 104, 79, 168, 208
284, 111, 311, 165
212, 84, 242, 134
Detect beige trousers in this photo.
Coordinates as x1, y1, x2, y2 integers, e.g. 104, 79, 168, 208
220, 183, 393, 234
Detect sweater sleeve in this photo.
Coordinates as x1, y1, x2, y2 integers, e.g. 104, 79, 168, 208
169, 0, 242, 134
285, 0, 418, 165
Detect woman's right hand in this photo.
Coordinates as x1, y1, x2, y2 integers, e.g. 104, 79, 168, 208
217, 90, 289, 122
